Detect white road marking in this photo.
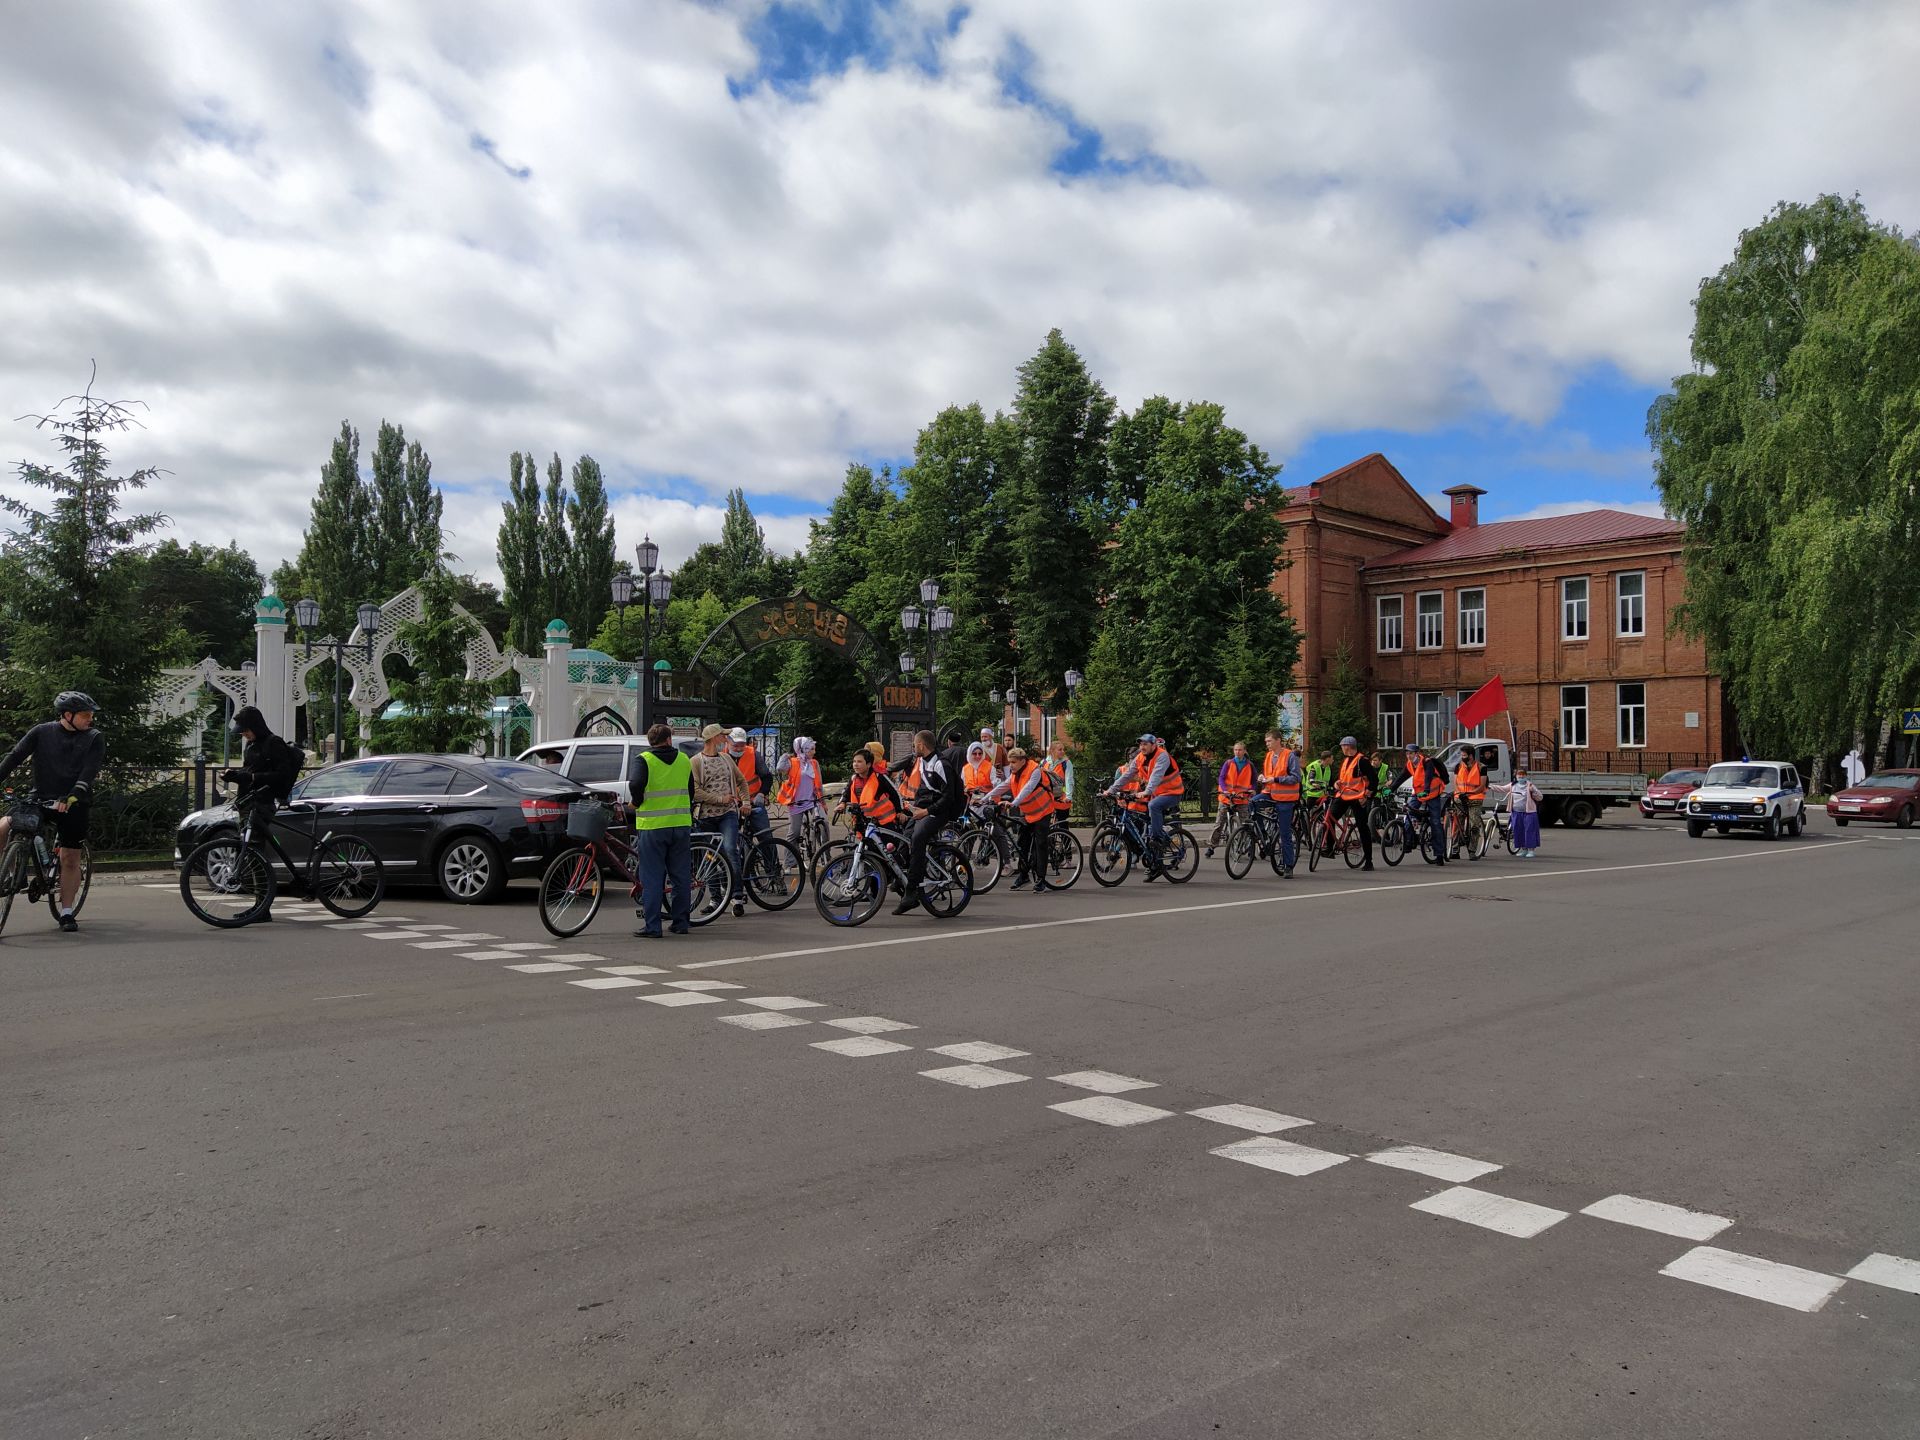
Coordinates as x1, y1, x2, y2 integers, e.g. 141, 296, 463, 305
1210, 1136, 1349, 1176
460, 949, 524, 960
810, 1035, 914, 1057
823, 1016, 917, 1033
1050, 1069, 1156, 1094
494, 941, 554, 951
1660, 1246, 1845, 1312
638, 990, 727, 1007
314, 992, 375, 1000
438, 932, 503, 942
717, 1011, 814, 1030
1410, 1186, 1568, 1238
676, 840, 1873, 970
739, 996, 827, 1010
360, 929, 433, 940
1580, 1193, 1732, 1242
920, 1063, 1029, 1088
406, 923, 457, 931
664, 979, 746, 991
1049, 1095, 1175, 1127
507, 962, 583, 973
1366, 1144, 1502, 1183
410, 940, 479, 949
931, 1041, 1030, 1062
568, 976, 653, 989
141, 881, 176, 888
1189, 1104, 1312, 1134
591, 962, 663, 974
1845, 1252, 1920, 1295
279, 913, 339, 922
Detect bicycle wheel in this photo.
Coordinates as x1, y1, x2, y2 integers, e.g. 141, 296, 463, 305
919, 842, 973, 918
814, 843, 885, 926
42, 841, 93, 921
1380, 816, 1406, 867
744, 835, 805, 911
1044, 826, 1083, 890
958, 828, 1003, 893
1305, 819, 1326, 873
1223, 824, 1256, 879
679, 838, 734, 927
1341, 817, 1366, 868
1416, 819, 1441, 865
1089, 823, 1132, 887
0, 838, 25, 938
310, 835, 384, 917
181, 837, 275, 928
1161, 826, 1200, 883
538, 846, 604, 937
1502, 814, 1520, 855
1466, 815, 1488, 860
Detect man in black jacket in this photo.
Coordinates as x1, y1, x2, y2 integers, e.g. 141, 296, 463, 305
0, 689, 106, 931
895, 727, 969, 915
223, 706, 305, 921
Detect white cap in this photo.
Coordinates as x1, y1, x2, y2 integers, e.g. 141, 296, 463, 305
728, 727, 749, 743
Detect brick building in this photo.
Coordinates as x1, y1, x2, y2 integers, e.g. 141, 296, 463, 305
1276, 454, 1728, 769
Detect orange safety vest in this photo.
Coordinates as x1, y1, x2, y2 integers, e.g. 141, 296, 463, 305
1335, 753, 1371, 801
872, 756, 888, 776
962, 758, 993, 793
1041, 757, 1071, 815
849, 772, 898, 827
1009, 760, 1053, 824
1409, 756, 1446, 801
1260, 747, 1300, 803
898, 756, 922, 805
736, 750, 762, 799
1454, 759, 1486, 801
1139, 746, 1185, 799
776, 757, 821, 807
1218, 756, 1255, 807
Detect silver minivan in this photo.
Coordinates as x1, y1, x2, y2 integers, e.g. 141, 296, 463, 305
516, 735, 702, 802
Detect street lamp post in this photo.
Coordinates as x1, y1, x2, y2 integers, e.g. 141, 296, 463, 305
990, 671, 1023, 740
608, 538, 674, 734
898, 577, 954, 730
293, 597, 381, 763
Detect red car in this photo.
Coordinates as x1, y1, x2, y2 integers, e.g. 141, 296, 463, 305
1639, 768, 1706, 819
1826, 769, 1920, 828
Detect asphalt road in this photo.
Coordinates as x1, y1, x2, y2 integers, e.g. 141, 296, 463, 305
4, 818, 1916, 1438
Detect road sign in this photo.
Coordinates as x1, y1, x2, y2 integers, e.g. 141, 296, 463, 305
1902, 709, 1920, 734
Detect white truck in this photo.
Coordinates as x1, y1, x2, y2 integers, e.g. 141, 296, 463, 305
1422, 738, 1649, 828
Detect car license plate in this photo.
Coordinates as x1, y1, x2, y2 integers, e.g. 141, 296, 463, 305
1652, 799, 1674, 809
1841, 802, 1862, 811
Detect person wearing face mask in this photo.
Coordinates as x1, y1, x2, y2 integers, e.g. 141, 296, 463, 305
776, 736, 824, 844
727, 726, 779, 873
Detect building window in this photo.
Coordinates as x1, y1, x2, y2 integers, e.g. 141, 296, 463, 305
1616, 571, 1646, 637
1561, 685, 1589, 749
1376, 595, 1403, 654
1562, 577, 1589, 641
1416, 692, 1446, 748
1376, 693, 1404, 750
1416, 591, 1444, 650
1455, 689, 1486, 740
1458, 588, 1486, 648
1617, 683, 1647, 748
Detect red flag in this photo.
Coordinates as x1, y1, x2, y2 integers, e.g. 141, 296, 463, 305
1454, 675, 1508, 732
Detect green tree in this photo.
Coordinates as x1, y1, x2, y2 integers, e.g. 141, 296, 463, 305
1195, 607, 1278, 759
367, 419, 408, 595
1107, 395, 1181, 514
448, 574, 510, 643
1311, 642, 1372, 754
539, 453, 570, 633
291, 421, 374, 634
566, 455, 615, 640
137, 539, 264, 666
400, 437, 443, 579
0, 374, 188, 768
1061, 619, 1149, 802
497, 450, 543, 653
1651, 195, 1920, 760
381, 567, 495, 755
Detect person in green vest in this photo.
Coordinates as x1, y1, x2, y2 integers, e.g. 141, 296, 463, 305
1302, 748, 1334, 804
626, 721, 695, 937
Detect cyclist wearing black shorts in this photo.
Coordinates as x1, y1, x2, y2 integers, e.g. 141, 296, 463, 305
0, 691, 106, 931
223, 706, 304, 920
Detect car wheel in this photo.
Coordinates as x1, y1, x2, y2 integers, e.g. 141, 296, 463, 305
1899, 806, 1915, 831
1563, 798, 1598, 829
1832, 817, 1848, 826
1686, 819, 1705, 838
1762, 810, 1780, 841
1714, 823, 1731, 834
1786, 810, 1802, 837
437, 834, 506, 903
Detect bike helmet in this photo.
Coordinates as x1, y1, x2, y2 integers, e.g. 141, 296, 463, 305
55, 690, 99, 715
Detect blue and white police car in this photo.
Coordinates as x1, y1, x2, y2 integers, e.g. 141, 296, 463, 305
1685, 761, 1808, 840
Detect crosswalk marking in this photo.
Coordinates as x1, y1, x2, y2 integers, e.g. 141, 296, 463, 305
1660, 1246, 1845, 1312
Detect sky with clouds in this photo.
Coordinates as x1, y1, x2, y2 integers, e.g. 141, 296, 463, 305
2, 0, 1914, 587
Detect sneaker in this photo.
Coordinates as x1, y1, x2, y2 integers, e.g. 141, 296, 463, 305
59, 913, 78, 933
1361, 861, 1374, 872
1203, 848, 1215, 859
892, 894, 922, 916
732, 901, 745, 918
1010, 876, 1029, 891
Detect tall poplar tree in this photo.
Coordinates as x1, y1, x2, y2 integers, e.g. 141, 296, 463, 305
367, 419, 407, 596
292, 421, 373, 634
539, 453, 570, 634
497, 450, 544, 653
400, 438, 443, 579
565, 454, 615, 640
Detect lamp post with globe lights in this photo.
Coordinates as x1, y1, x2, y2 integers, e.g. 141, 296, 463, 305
293, 597, 381, 763
607, 537, 674, 733
898, 577, 954, 728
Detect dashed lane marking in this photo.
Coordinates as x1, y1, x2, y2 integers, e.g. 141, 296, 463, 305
663, 979, 746, 991
920, 1063, 1030, 1088
823, 1016, 917, 1033
1189, 1104, 1312, 1134
1411, 1186, 1569, 1239
461, 949, 525, 960
1366, 1144, 1502, 1183
410, 940, 480, 949
436, 932, 503, 942
1049, 1095, 1175, 1127
1211, 1135, 1349, 1176
591, 962, 664, 974
360, 929, 434, 940
1050, 1069, 1156, 1093
738, 996, 827, 1010
638, 990, 727, 1007
493, 941, 553, 952
931, 1041, 1030, 1062
1580, 1193, 1732, 1242
1845, 1252, 1920, 1295
718, 1011, 814, 1031
568, 976, 652, 990
1660, 1246, 1846, 1312
676, 840, 1873, 970
506, 962, 583, 974
811, 1035, 915, 1058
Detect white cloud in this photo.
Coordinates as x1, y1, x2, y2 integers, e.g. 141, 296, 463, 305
2, 0, 1914, 584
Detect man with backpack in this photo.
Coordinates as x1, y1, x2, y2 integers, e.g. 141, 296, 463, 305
224, 705, 305, 922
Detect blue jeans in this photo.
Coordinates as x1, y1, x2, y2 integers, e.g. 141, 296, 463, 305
636, 826, 692, 933
699, 810, 742, 875
1147, 793, 1178, 843
1255, 797, 1296, 869
744, 801, 777, 868
1417, 797, 1449, 859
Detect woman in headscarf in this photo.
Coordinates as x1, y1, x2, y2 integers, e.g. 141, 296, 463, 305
775, 735, 824, 843
961, 740, 993, 800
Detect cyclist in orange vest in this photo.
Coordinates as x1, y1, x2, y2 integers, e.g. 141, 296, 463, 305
1392, 742, 1450, 866
1325, 735, 1377, 870
984, 745, 1058, 892
775, 736, 824, 843
1256, 728, 1302, 876
835, 746, 902, 831
1451, 745, 1492, 860
1205, 741, 1256, 858
1041, 740, 1074, 832
961, 742, 993, 799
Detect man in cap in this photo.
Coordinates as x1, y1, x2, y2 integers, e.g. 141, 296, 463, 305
727, 725, 779, 875
692, 723, 750, 912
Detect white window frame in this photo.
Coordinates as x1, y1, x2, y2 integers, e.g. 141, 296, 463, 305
1376, 693, 1404, 750
1561, 684, 1589, 749
1457, 588, 1486, 649
1616, 571, 1646, 638
1617, 682, 1647, 748
1376, 594, 1404, 654
1561, 577, 1589, 641
1455, 689, 1486, 740
1415, 591, 1444, 650
1415, 691, 1446, 748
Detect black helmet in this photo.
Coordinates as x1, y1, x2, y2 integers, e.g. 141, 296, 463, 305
54, 690, 98, 716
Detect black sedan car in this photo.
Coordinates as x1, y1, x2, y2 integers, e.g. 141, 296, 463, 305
174, 754, 594, 903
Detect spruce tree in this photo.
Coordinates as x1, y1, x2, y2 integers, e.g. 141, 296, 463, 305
566, 455, 615, 640
1311, 643, 1373, 753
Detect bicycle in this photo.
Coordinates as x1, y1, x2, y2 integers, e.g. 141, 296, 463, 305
538, 803, 737, 937
0, 795, 94, 937
1370, 794, 1433, 868
1293, 795, 1325, 853
789, 805, 831, 874
1039, 818, 1084, 889
179, 790, 384, 928
812, 806, 973, 927
941, 803, 1012, 894
1089, 797, 1198, 886
703, 813, 807, 913
1306, 802, 1370, 872
1478, 797, 1519, 857
1223, 801, 1291, 880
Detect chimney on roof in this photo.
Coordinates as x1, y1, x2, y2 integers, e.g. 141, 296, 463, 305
1443, 483, 1486, 529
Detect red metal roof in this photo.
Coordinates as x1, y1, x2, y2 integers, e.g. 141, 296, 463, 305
1367, 509, 1681, 570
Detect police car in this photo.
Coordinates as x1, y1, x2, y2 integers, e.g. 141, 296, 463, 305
1684, 761, 1807, 840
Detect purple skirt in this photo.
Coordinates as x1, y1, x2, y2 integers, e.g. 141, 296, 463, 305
1511, 810, 1541, 850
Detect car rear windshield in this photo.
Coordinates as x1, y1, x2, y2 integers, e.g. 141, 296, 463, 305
481, 760, 584, 795
1855, 773, 1919, 790
1704, 765, 1777, 788
1657, 770, 1704, 785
